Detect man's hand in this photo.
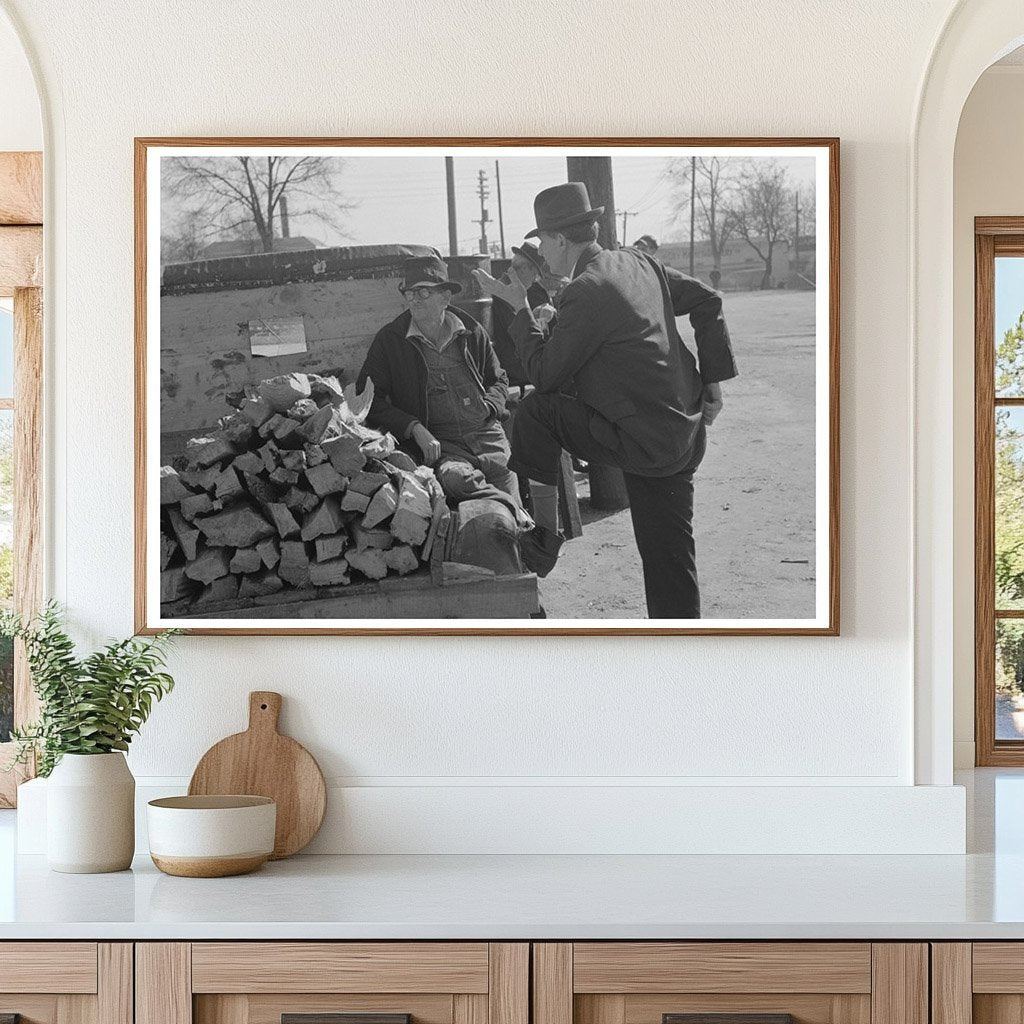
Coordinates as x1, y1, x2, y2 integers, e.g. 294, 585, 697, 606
410, 423, 441, 465
473, 265, 529, 310
701, 382, 724, 426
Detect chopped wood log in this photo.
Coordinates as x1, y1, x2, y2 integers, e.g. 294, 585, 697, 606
362, 480, 399, 529
315, 534, 348, 561
297, 404, 336, 444
346, 547, 388, 580
304, 462, 348, 497
322, 434, 366, 476
349, 470, 390, 497
242, 472, 279, 506
220, 416, 255, 449
265, 502, 301, 539
442, 561, 497, 582
185, 434, 235, 468
384, 545, 419, 576
179, 492, 216, 522
160, 531, 179, 570
194, 504, 276, 548
301, 497, 344, 541
258, 414, 284, 439
305, 444, 328, 466
213, 466, 245, 501
272, 416, 302, 444
269, 467, 300, 487
310, 557, 351, 587
259, 442, 280, 472
229, 546, 263, 574
340, 489, 370, 513
160, 467, 194, 505
420, 477, 448, 561
179, 465, 221, 492
161, 566, 193, 603
352, 521, 394, 551
237, 396, 275, 428
232, 451, 264, 475
256, 536, 281, 569
280, 449, 306, 472
239, 570, 284, 599
167, 508, 200, 561
278, 540, 311, 587
386, 451, 419, 473
283, 486, 319, 514
184, 546, 231, 584
193, 574, 240, 608
390, 471, 432, 546
360, 433, 396, 460
259, 373, 312, 412
288, 398, 319, 420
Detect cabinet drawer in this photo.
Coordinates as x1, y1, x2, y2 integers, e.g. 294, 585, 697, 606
0, 942, 99, 993
534, 943, 926, 1024
139, 943, 528, 1024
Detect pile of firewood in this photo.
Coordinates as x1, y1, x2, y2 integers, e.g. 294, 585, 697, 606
159, 372, 446, 614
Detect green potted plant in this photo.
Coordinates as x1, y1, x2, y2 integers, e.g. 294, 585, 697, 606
2, 603, 179, 873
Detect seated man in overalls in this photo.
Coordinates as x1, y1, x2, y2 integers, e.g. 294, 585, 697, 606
357, 255, 525, 519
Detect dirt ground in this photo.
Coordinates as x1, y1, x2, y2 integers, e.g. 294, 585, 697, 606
539, 289, 818, 620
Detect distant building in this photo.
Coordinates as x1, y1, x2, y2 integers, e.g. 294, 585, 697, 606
197, 236, 320, 260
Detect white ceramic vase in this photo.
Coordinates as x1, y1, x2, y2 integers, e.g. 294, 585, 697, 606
46, 752, 135, 873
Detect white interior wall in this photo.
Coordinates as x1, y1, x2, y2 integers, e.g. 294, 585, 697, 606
952, 65, 1024, 767
0, 0, 980, 852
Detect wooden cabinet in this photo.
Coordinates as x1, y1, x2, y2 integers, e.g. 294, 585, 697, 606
135, 944, 528, 1024
532, 943, 928, 1024
0, 943, 132, 1024
932, 943, 1024, 1024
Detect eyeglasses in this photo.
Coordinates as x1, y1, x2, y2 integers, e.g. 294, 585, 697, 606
401, 286, 441, 301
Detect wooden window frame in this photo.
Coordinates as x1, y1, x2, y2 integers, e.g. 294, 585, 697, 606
0, 151, 43, 806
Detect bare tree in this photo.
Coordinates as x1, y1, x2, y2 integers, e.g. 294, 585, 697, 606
729, 159, 794, 289
162, 156, 355, 254
664, 156, 739, 276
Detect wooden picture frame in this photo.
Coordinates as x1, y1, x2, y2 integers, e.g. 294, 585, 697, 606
135, 137, 839, 636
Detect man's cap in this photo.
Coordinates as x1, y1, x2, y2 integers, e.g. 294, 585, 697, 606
510, 240, 546, 274
525, 182, 604, 239
633, 234, 659, 250
399, 255, 462, 293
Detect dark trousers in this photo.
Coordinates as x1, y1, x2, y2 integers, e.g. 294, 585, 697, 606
511, 391, 704, 619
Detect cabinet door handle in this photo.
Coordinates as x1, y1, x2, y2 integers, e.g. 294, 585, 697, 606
664, 1016, 795, 1024
283, 1015, 411, 1024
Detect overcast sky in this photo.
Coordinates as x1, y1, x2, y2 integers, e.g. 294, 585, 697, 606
161, 152, 818, 258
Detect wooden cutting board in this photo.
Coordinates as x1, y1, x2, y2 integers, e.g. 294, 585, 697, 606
188, 691, 326, 859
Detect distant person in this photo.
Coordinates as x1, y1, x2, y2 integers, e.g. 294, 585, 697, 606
709, 268, 722, 290
489, 241, 556, 386
475, 183, 738, 615
633, 233, 659, 255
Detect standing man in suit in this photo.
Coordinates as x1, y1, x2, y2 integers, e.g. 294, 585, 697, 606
474, 182, 738, 619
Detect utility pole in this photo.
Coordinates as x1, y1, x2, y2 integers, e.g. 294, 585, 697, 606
619, 209, 632, 245
794, 191, 800, 272
494, 160, 506, 258
473, 169, 490, 255
565, 155, 630, 511
445, 157, 458, 256
689, 154, 696, 276
279, 195, 290, 239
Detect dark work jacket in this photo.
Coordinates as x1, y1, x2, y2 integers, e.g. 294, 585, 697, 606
511, 243, 738, 474
357, 307, 510, 441
491, 281, 551, 387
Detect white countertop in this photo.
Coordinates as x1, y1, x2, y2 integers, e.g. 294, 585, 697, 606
1, 769, 1022, 941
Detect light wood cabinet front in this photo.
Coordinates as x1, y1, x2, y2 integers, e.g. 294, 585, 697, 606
0, 943, 131, 1024
533, 944, 927, 1024
136, 943, 528, 1024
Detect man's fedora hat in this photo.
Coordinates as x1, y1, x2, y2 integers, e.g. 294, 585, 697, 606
510, 239, 546, 273
399, 254, 462, 293
634, 233, 659, 250
525, 182, 604, 239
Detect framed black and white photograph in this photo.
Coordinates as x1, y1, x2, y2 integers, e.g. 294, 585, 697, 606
135, 137, 838, 635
